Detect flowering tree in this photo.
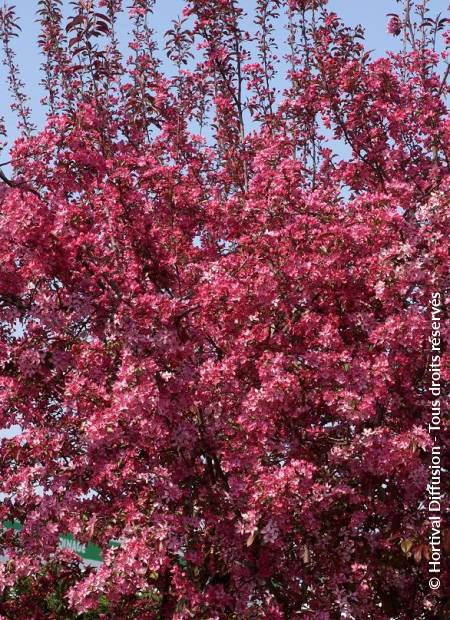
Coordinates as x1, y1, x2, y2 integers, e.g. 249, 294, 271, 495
0, 0, 448, 617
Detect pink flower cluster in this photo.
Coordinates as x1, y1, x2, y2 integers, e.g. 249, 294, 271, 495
0, 0, 448, 617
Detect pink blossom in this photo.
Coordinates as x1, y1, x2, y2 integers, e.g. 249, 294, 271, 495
387, 15, 402, 36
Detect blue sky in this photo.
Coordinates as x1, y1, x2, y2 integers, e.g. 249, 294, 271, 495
0, 0, 446, 155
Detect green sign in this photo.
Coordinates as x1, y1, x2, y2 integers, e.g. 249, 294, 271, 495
2, 521, 119, 566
